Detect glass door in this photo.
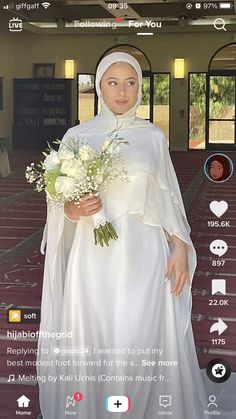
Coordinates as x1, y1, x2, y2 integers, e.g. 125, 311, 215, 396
206, 73, 235, 150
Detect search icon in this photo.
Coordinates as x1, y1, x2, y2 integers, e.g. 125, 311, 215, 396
214, 18, 226, 31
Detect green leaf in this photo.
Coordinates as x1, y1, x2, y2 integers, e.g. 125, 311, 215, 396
44, 165, 61, 196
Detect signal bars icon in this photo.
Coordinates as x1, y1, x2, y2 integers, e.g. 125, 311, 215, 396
3, 3, 14, 9
42, 2, 51, 9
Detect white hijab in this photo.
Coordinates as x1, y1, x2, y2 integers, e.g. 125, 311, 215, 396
94, 52, 151, 131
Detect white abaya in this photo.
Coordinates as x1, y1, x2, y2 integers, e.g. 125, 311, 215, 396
37, 125, 207, 419
37, 52, 207, 418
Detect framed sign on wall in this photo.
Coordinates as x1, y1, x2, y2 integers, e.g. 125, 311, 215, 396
33, 63, 55, 78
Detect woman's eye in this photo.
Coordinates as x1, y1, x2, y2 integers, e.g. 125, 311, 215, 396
109, 81, 117, 86
128, 81, 135, 86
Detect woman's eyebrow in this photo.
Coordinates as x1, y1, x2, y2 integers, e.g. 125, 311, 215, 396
106, 77, 136, 80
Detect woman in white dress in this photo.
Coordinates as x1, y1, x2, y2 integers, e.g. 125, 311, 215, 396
37, 52, 207, 418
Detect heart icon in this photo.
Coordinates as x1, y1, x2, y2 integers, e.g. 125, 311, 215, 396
210, 201, 228, 218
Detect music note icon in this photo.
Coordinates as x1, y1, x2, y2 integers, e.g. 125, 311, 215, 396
7, 374, 15, 382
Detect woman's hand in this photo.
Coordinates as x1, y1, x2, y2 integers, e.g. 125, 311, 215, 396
64, 194, 103, 220
166, 236, 190, 297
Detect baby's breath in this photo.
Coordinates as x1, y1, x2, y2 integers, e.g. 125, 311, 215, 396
25, 134, 129, 246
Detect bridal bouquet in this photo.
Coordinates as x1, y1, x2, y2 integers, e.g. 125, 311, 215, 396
25, 135, 129, 247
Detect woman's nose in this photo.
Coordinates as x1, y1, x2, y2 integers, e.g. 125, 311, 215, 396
118, 85, 126, 96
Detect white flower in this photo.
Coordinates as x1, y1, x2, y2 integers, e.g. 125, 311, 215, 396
60, 158, 84, 178
79, 145, 95, 161
94, 174, 103, 185
58, 144, 74, 160
43, 150, 60, 172
55, 176, 76, 197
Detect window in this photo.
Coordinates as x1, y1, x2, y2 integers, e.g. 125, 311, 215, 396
78, 74, 95, 123
136, 75, 151, 120
189, 73, 206, 150
208, 75, 235, 145
153, 73, 170, 141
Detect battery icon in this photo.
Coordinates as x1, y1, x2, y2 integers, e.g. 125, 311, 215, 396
219, 2, 231, 8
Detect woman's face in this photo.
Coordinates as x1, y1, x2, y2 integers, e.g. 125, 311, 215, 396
210, 160, 224, 180
100, 62, 139, 115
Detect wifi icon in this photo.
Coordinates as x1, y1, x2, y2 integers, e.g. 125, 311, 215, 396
42, 2, 51, 9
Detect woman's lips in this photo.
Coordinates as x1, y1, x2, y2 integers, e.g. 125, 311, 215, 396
115, 100, 128, 105
211, 173, 221, 179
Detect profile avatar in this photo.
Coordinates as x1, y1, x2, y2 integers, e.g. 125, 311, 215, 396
204, 154, 233, 183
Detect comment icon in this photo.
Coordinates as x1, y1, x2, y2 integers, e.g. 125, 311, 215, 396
210, 240, 228, 257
